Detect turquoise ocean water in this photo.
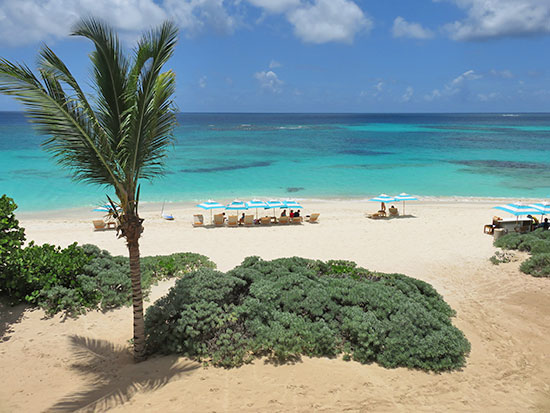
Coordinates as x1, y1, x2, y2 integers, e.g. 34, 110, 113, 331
1, 112, 550, 211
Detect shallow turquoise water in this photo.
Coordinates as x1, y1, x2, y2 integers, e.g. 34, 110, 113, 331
1, 112, 550, 211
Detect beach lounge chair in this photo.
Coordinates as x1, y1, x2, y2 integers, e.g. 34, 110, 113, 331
227, 215, 238, 227
192, 214, 204, 227
306, 213, 320, 223
260, 216, 271, 225
291, 216, 303, 224
367, 211, 386, 219
244, 215, 254, 226
214, 214, 225, 226
388, 207, 399, 217
278, 216, 290, 224
93, 220, 107, 231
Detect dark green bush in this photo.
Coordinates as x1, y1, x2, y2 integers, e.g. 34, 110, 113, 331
0, 195, 26, 292
145, 256, 470, 372
520, 253, 550, 277
493, 228, 550, 277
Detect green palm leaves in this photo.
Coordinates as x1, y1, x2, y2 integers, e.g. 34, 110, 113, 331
0, 18, 178, 210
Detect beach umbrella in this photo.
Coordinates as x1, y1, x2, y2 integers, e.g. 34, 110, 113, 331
245, 199, 268, 219
265, 199, 286, 218
530, 202, 550, 216
493, 203, 541, 217
394, 193, 418, 215
282, 199, 303, 209
226, 199, 248, 219
368, 194, 395, 213
197, 199, 225, 223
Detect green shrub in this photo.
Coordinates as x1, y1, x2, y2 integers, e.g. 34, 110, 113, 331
493, 229, 550, 277
145, 257, 470, 372
0, 195, 26, 294
520, 253, 550, 277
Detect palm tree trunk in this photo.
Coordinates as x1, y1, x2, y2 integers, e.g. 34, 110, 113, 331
125, 216, 146, 362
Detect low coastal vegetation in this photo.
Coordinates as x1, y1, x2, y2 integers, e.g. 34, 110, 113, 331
493, 229, 550, 277
2, 194, 470, 371
0, 195, 215, 314
145, 257, 471, 372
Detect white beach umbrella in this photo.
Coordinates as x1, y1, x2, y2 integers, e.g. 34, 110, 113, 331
245, 199, 268, 219
394, 193, 418, 215
197, 200, 225, 223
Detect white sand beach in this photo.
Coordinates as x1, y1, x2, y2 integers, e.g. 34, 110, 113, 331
1, 198, 550, 412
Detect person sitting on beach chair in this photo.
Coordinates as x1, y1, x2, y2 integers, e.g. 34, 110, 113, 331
388, 205, 399, 217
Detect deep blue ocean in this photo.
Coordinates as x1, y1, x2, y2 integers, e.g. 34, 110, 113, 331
1, 112, 550, 211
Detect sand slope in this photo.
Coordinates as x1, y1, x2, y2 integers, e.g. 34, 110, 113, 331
1, 200, 549, 412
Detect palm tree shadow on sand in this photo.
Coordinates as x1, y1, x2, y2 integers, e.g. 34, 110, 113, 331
47, 335, 199, 412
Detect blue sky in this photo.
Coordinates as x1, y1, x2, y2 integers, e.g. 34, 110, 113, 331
0, 0, 549, 113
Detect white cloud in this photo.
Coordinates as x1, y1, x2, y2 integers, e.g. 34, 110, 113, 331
0, 0, 167, 46
451, 69, 482, 86
269, 60, 282, 69
199, 75, 207, 88
246, 0, 300, 14
392, 17, 434, 39
287, 0, 372, 44
254, 70, 283, 93
374, 81, 384, 92
424, 69, 481, 100
0, 0, 237, 46
400, 86, 414, 102
442, 0, 550, 41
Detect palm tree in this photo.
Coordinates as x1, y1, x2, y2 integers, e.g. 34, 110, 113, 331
0, 18, 178, 361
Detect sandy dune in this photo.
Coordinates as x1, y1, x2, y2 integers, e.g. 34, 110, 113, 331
1, 199, 549, 412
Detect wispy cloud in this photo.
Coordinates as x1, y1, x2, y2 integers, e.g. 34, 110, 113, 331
425, 69, 482, 100
269, 60, 282, 69
392, 17, 434, 39
400, 86, 414, 102
199, 76, 207, 88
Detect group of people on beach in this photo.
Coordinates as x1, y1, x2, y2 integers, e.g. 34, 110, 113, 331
527, 215, 550, 230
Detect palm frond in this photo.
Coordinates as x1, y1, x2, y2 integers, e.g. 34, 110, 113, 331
123, 21, 178, 184
0, 59, 123, 191
71, 18, 130, 147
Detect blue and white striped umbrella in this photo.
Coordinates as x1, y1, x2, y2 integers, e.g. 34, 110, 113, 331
197, 200, 225, 210
493, 203, 541, 216
282, 199, 303, 209
226, 200, 248, 211
265, 200, 286, 218
369, 194, 395, 203
246, 199, 268, 219
530, 202, 550, 215
394, 193, 417, 215
197, 200, 225, 224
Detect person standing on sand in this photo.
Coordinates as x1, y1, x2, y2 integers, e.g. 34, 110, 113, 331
380, 202, 386, 213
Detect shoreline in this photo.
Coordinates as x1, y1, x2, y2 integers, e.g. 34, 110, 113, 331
15, 194, 542, 220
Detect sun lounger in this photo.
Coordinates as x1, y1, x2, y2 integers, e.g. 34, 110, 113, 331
278, 216, 290, 224
192, 214, 204, 227
291, 216, 303, 224
244, 215, 254, 226
260, 216, 271, 225
227, 215, 238, 227
306, 213, 320, 223
93, 220, 107, 231
367, 211, 386, 219
214, 214, 225, 226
